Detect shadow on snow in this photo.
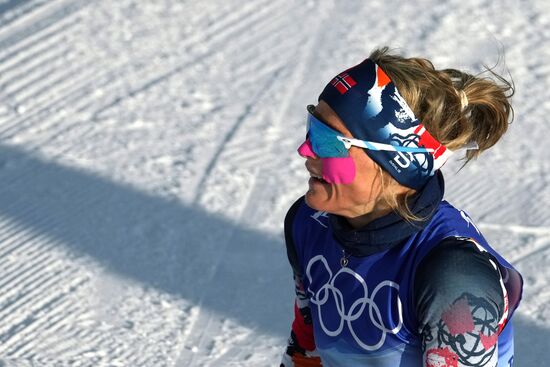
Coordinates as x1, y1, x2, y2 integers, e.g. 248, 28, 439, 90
0, 145, 294, 338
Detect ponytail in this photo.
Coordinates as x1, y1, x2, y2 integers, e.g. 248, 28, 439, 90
368, 47, 515, 223
369, 47, 514, 162
443, 67, 514, 161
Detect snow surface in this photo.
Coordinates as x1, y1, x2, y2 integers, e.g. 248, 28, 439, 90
0, 0, 548, 365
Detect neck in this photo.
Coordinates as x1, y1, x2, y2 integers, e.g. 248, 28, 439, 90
344, 205, 393, 229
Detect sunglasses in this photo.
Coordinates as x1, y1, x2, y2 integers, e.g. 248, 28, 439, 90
306, 105, 435, 158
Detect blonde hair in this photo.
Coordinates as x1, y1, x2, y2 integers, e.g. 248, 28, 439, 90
368, 47, 515, 223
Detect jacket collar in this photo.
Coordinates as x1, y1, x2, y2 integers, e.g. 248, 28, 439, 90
329, 171, 445, 256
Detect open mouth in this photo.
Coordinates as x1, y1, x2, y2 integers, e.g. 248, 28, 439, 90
310, 174, 327, 184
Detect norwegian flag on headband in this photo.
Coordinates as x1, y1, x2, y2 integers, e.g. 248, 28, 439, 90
331, 72, 357, 94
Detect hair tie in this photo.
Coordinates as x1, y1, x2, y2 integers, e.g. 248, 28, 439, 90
458, 89, 469, 110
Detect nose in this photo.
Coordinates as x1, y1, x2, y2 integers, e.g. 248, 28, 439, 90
297, 138, 316, 158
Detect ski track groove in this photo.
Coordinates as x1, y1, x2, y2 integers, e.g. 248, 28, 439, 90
0, 245, 58, 291
191, 68, 283, 205
0, 1, 44, 21
22, 52, 209, 148
182, 0, 278, 51
508, 236, 550, 264
52, 60, 289, 155
479, 222, 550, 236
0, 240, 67, 300
0, 222, 47, 259
1, 281, 89, 359
0, 40, 73, 90
479, 221, 550, 263
0, 1, 48, 27
0, 272, 86, 341
220, 147, 271, 169
202, 0, 291, 52
0, 23, 75, 81
0, 12, 92, 137
0, 229, 59, 270
223, 26, 305, 90
1, 63, 93, 131
0, 233, 59, 273
0, 0, 87, 55
0, 163, 41, 187
0, 186, 92, 244
188, 14, 304, 197
87, 0, 287, 123
42, 327, 94, 362
0, 16, 79, 68
0, 262, 76, 325
23, 316, 97, 361
177, 66, 289, 365
225, 7, 303, 68
196, 0, 275, 41
181, 2, 334, 365
4, 190, 80, 232
0, 218, 43, 254
7, 304, 82, 358
2, 45, 74, 99
2, 0, 291, 151
230, 44, 297, 84
0, 269, 85, 347
2, 281, 87, 357
446, 170, 519, 222
222, 3, 303, 68
11, 59, 96, 108
0, 63, 117, 138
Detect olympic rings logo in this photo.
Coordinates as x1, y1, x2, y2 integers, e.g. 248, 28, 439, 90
306, 255, 403, 351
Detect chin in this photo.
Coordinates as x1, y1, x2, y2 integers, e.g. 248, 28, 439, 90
304, 190, 332, 213
304, 190, 320, 209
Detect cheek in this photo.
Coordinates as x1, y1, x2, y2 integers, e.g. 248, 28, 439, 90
321, 156, 356, 184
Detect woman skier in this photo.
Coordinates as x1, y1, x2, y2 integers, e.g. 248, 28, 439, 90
280, 47, 523, 367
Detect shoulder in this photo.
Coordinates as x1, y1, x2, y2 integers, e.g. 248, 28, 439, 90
284, 196, 306, 277
413, 236, 505, 326
416, 236, 502, 281
415, 237, 506, 366
284, 196, 306, 232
